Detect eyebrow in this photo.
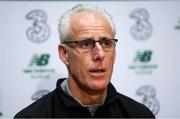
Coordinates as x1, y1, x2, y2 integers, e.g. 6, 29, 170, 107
77, 36, 113, 41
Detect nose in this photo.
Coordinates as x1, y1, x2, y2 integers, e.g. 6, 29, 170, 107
92, 42, 105, 61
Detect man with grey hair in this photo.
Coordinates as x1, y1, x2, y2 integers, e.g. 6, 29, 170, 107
14, 4, 155, 118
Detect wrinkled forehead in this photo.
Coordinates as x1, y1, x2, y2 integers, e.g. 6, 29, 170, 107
68, 12, 113, 40
71, 11, 111, 28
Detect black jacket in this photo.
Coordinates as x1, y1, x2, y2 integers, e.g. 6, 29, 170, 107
14, 78, 155, 118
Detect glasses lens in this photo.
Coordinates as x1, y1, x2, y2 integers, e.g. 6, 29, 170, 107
76, 39, 94, 53
100, 39, 116, 51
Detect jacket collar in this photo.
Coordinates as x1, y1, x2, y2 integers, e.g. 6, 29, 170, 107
56, 78, 120, 108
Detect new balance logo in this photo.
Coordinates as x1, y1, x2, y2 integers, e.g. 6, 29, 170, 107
29, 54, 50, 66
134, 50, 152, 63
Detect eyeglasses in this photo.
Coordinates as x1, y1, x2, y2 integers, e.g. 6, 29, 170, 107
62, 38, 118, 53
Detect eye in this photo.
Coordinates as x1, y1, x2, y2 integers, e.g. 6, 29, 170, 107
101, 39, 113, 47
78, 39, 93, 49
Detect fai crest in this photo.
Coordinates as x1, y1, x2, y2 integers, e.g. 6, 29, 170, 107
136, 85, 160, 115
31, 89, 50, 101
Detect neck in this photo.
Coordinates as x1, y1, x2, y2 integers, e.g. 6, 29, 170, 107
68, 77, 107, 105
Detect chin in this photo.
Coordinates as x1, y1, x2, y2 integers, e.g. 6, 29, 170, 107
90, 80, 109, 91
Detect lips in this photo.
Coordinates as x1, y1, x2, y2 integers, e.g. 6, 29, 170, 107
89, 68, 106, 77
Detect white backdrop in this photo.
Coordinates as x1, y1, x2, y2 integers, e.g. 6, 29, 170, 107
0, 0, 180, 118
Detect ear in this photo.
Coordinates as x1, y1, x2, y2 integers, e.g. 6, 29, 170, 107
58, 44, 69, 66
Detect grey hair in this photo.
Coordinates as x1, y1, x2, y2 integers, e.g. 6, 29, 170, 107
58, 4, 116, 42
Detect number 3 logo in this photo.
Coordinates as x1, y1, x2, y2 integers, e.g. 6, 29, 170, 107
26, 10, 50, 43
130, 8, 153, 40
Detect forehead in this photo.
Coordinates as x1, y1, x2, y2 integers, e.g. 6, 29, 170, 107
71, 11, 110, 27
69, 12, 113, 39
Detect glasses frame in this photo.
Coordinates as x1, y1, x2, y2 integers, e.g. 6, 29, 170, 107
62, 38, 118, 53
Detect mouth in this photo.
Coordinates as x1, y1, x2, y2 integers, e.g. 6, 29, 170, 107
89, 68, 106, 77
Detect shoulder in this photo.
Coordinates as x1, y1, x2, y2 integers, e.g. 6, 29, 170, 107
14, 90, 55, 118
107, 83, 155, 118
115, 92, 155, 118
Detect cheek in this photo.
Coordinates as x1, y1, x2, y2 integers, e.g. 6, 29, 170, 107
68, 53, 88, 76
107, 52, 115, 64
68, 53, 79, 70
106, 52, 116, 72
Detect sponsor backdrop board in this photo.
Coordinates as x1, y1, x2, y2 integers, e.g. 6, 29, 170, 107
0, 0, 180, 118
0, 6, 3, 117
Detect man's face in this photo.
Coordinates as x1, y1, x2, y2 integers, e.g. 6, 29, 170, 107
62, 12, 116, 93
